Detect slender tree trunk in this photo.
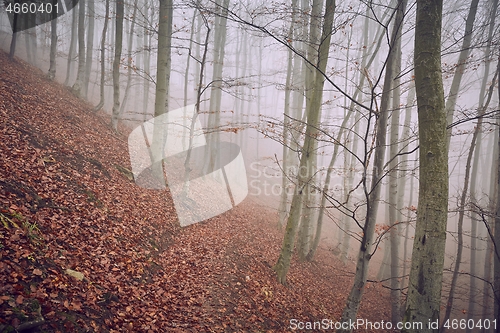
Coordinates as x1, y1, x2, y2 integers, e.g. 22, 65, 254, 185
399, 81, 415, 304
150, 0, 173, 181
194, 10, 202, 94
119, 0, 139, 116
307, 3, 390, 261
484, 121, 499, 333
94, 0, 110, 112
467, 0, 497, 324
388, 26, 403, 320
182, 12, 210, 195
142, 0, 151, 120
111, 0, 124, 131
83, 0, 95, 99
278, 0, 299, 227
402, 157, 417, 299
441, 68, 497, 333
338, 1, 406, 329
297, 0, 323, 262
25, 29, 33, 65
279, 0, 307, 229
445, 0, 479, 148
402, 0, 448, 330
9, 12, 18, 60
182, 6, 198, 150
493, 49, 500, 332
64, 5, 78, 86
340, 110, 361, 263
205, 0, 230, 173
72, 0, 86, 98
47, 0, 57, 81
274, 0, 335, 285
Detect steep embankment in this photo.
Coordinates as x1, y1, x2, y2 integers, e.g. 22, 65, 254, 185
0, 51, 391, 332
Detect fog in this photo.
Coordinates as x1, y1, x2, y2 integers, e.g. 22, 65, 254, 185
1, 0, 498, 325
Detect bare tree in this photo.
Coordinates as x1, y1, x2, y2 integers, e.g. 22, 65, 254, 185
64, 4, 78, 86
150, 0, 173, 181
47, 0, 58, 81
111, 0, 125, 131
94, 0, 110, 112
338, 1, 407, 329
403, 0, 448, 329
119, 0, 140, 116
83, 0, 95, 98
274, 0, 336, 285
72, 0, 86, 98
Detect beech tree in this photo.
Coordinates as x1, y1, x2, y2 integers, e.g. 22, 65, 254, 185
119, 0, 140, 116
64, 3, 78, 86
403, 0, 448, 329
94, 0, 110, 112
150, 0, 173, 182
72, 0, 86, 97
111, 0, 124, 131
274, 0, 335, 285
338, 1, 407, 328
83, 0, 95, 98
47, 0, 57, 80
205, 0, 230, 173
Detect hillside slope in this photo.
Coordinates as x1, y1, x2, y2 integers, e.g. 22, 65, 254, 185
0, 51, 391, 332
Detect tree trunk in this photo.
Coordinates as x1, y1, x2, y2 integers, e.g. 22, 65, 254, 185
467, 0, 497, 325
142, 0, 151, 120
445, 0, 479, 148
388, 26, 402, 320
399, 81, 415, 312
150, 0, 173, 182
402, 0, 448, 330
111, 0, 124, 131
338, 1, 406, 329
24, 29, 33, 65
205, 0, 230, 173
119, 0, 139, 116
9, 12, 18, 59
277, 4, 296, 227
47, 0, 57, 81
441, 68, 497, 332
274, 0, 335, 285
64, 5, 78, 86
72, 0, 86, 98
493, 48, 500, 333
182, 5, 198, 150
297, 0, 323, 262
94, 0, 110, 112
307, 3, 390, 261
484, 121, 498, 332
83, 0, 95, 99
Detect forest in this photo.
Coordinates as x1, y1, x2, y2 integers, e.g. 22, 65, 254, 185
0, 0, 500, 331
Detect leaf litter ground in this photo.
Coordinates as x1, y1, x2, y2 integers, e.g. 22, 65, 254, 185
0, 50, 391, 332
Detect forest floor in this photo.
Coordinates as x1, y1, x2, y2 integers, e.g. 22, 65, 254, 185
0, 50, 392, 332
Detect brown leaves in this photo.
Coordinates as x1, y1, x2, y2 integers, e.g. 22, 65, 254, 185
0, 50, 392, 332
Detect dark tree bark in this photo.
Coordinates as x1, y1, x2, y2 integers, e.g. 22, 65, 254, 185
72, 0, 86, 97
9, 12, 18, 59
47, 0, 58, 80
111, 0, 124, 131
94, 0, 110, 112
